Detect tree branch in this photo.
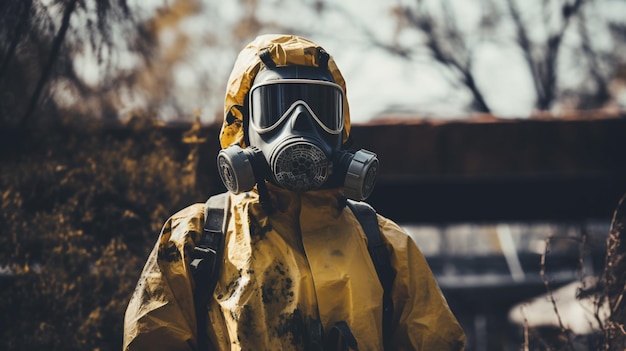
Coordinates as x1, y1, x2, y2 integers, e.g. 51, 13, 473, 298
577, 10, 610, 108
402, 5, 491, 113
507, 0, 545, 105
0, 0, 33, 82
20, 0, 79, 128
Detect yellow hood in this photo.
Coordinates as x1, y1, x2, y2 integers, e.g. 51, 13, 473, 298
220, 34, 351, 149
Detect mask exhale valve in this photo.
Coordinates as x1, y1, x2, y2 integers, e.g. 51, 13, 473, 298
270, 140, 330, 192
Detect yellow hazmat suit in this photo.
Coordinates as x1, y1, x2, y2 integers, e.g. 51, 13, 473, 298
123, 34, 465, 351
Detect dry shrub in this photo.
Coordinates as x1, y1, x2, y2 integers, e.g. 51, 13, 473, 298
0, 117, 209, 350
521, 192, 626, 351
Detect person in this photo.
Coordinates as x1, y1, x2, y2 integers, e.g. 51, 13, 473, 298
123, 34, 466, 351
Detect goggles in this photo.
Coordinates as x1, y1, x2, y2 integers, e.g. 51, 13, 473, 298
249, 79, 344, 134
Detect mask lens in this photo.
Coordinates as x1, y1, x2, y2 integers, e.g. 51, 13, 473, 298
250, 81, 343, 132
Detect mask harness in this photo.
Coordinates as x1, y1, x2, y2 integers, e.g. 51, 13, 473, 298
217, 48, 379, 211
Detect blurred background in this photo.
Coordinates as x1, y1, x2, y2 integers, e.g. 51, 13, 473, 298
1, 0, 625, 350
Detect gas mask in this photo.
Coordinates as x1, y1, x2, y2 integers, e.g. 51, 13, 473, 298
217, 65, 378, 201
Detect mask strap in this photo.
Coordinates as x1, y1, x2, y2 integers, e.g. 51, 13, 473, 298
259, 48, 276, 69
342, 135, 354, 149
316, 47, 329, 70
225, 104, 243, 125
257, 182, 274, 214
248, 146, 274, 214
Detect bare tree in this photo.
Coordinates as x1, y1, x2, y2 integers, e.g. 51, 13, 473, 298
0, 0, 148, 128
393, 0, 492, 113
504, 0, 602, 112
324, 0, 626, 116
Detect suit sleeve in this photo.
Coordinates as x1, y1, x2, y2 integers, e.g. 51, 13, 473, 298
378, 216, 466, 351
123, 204, 205, 351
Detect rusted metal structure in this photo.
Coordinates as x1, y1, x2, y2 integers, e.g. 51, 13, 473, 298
351, 114, 626, 224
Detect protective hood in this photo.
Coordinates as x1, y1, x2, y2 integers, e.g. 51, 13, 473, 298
220, 34, 351, 149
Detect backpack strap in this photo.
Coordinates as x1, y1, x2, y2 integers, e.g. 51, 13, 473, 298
347, 199, 396, 349
191, 192, 230, 351
325, 321, 359, 351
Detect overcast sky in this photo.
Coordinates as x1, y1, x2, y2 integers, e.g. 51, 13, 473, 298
81, 0, 625, 124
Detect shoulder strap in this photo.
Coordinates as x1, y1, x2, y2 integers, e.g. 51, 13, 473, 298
191, 192, 230, 351
325, 321, 358, 351
346, 200, 396, 349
